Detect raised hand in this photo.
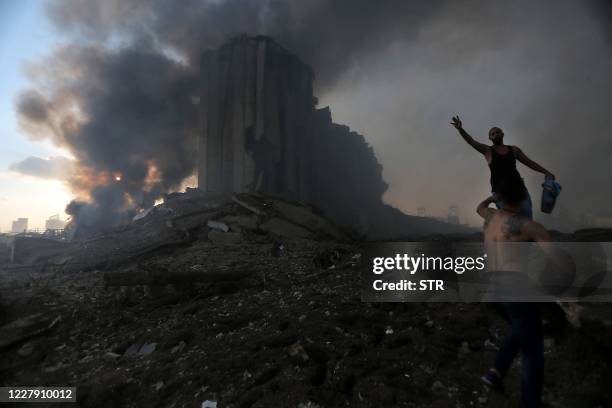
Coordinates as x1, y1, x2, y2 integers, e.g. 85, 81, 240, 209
450, 115, 462, 130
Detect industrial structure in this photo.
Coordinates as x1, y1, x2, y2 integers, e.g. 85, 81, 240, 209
197, 36, 472, 237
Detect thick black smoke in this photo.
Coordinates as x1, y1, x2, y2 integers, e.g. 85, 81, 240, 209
18, 42, 199, 229
45, 0, 447, 90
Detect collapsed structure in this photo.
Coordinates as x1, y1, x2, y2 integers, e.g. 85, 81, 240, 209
198, 35, 316, 202
198, 35, 468, 237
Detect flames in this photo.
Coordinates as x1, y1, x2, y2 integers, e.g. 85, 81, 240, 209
66, 161, 166, 208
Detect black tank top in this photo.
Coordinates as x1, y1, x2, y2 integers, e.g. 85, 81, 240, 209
489, 146, 525, 192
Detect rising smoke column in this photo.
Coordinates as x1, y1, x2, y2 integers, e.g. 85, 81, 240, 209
17, 43, 199, 228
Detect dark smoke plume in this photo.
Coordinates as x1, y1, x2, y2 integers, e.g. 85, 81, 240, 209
18, 43, 199, 229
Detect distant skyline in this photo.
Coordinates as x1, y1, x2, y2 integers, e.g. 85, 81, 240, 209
0, 2, 71, 231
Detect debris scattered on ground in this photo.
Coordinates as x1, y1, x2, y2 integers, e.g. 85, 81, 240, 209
1, 190, 611, 407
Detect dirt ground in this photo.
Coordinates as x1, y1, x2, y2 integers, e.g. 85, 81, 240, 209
1, 193, 611, 407
1, 239, 611, 408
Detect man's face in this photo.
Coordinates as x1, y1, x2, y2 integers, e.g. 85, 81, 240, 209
489, 127, 504, 144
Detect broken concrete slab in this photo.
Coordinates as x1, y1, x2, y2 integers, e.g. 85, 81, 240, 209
132, 207, 153, 221
232, 194, 265, 215
259, 217, 312, 239
103, 351, 122, 361
218, 214, 259, 230
171, 209, 220, 231
272, 201, 344, 239
207, 220, 230, 232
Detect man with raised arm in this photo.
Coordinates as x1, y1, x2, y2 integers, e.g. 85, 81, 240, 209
451, 115, 554, 219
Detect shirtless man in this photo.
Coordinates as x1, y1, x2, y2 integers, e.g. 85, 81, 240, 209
452, 115, 554, 219
476, 177, 548, 407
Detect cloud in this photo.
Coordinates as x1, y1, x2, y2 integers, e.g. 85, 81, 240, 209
9, 156, 74, 180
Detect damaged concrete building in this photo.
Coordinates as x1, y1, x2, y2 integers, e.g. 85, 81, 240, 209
198, 35, 470, 238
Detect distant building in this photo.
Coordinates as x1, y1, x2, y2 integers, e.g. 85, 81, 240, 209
11, 218, 28, 233
417, 207, 426, 217
447, 205, 460, 225
45, 214, 66, 231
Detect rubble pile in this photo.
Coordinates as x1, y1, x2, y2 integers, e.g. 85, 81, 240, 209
43, 188, 345, 277
0, 191, 611, 408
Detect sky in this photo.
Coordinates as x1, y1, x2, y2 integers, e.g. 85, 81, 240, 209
0, 1, 72, 232
2, 0, 612, 232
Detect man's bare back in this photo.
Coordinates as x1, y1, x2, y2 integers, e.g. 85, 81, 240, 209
478, 195, 551, 274
478, 196, 550, 243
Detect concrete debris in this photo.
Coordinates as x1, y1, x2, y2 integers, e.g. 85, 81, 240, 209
260, 218, 313, 239
35, 191, 348, 276
272, 200, 343, 239
132, 207, 153, 221
484, 339, 499, 351
208, 230, 242, 245
432, 380, 445, 393
207, 220, 230, 232
218, 214, 259, 230
171, 341, 186, 354
103, 351, 121, 361
297, 403, 321, 408
0, 313, 61, 349
139, 342, 157, 356
17, 341, 34, 358
79, 355, 94, 364
287, 341, 309, 363
231, 194, 265, 215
